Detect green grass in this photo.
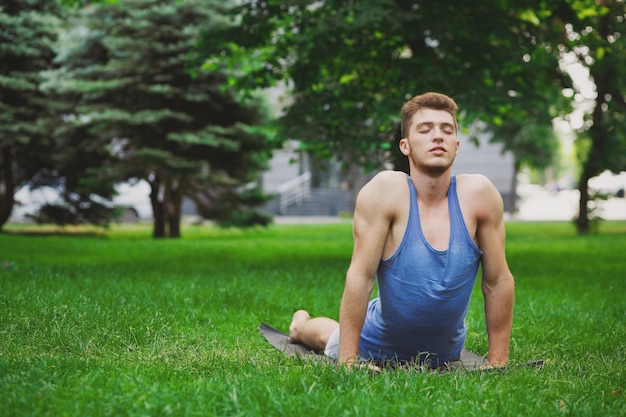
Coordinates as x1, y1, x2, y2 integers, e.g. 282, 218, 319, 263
1, 221, 624, 416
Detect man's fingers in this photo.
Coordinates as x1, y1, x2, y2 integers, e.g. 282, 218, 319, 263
341, 361, 381, 373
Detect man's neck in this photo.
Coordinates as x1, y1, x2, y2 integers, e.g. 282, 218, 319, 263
409, 170, 452, 204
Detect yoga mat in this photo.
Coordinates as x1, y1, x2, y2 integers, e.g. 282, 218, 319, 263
259, 322, 544, 371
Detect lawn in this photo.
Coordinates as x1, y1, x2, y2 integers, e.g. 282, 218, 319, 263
1, 221, 624, 416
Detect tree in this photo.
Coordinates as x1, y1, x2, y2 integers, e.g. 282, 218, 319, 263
0, 0, 64, 231
47, 0, 274, 238
207, 0, 626, 232
559, 0, 625, 233
202, 0, 571, 189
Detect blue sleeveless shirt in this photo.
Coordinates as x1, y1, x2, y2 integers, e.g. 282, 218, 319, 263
359, 175, 483, 366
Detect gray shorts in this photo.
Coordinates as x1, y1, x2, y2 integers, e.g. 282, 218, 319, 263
323, 327, 341, 359
324, 328, 370, 362
324, 328, 446, 368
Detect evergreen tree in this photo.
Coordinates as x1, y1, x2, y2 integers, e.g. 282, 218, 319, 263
0, 0, 64, 231
48, 0, 273, 237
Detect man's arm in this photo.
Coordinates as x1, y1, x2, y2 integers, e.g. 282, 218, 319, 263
338, 173, 396, 365
474, 176, 515, 366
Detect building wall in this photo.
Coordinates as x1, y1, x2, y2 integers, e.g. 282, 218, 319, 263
262, 134, 516, 214
261, 141, 306, 193
451, 132, 515, 194
263, 137, 515, 194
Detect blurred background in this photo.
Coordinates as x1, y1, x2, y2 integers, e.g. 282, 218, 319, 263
2, 0, 624, 236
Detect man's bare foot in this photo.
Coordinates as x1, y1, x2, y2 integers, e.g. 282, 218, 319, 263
288, 310, 310, 342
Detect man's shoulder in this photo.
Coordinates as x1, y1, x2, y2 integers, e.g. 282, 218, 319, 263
456, 173, 504, 214
354, 171, 409, 229
456, 173, 495, 194
370, 170, 408, 185
357, 170, 408, 205
361, 170, 407, 194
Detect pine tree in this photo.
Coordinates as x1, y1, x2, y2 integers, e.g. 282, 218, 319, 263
49, 0, 273, 237
0, 0, 64, 231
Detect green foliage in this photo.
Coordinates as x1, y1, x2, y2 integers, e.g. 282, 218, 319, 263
217, 209, 274, 228
46, 0, 276, 237
203, 0, 626, 233
493, 122, 561, 171
0, 221, 625, 416
0, 0, 65, 229
61, 0, 119, 6
29, 199, 114, 227
203, 0, 572, 170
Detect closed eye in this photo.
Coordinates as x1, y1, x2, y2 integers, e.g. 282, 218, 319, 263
415, 122, 455, 135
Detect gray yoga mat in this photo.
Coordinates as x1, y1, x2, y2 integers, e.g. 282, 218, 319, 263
259, 322, 544, 371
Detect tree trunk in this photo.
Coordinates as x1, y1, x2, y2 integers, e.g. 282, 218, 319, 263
576, 87, 607, 234
576, 169, 592, 234
165, 192, 182, 238
164, 176, 184, 238
167, 203, 181, 238
575, 10, 612, 235
152, 204, 165, 238
148, 173, 185, 239
149, 175, 165, 238
0, 146, 16, 231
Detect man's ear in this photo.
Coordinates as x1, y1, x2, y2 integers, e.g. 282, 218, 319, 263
399, 138, 410, 156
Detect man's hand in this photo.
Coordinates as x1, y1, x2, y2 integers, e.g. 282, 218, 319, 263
341, 360, 381, 373
479, 362, 507, 372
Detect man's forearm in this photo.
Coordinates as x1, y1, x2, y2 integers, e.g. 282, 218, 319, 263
483, 275, 514, 365
337, 273, 372, 364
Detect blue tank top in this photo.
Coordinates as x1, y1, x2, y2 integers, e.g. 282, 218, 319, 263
359, 175, 483, 366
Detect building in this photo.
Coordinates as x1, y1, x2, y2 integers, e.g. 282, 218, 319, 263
262, 131, 516, 216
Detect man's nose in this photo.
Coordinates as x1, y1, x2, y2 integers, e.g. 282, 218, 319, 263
432, 130, 444, 141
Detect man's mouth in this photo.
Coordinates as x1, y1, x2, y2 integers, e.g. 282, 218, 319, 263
430, 146, 446, 154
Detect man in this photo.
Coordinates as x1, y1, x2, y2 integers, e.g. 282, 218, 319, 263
289, 92, 514, 369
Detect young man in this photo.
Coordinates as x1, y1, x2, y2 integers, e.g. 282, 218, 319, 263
289, 92, 514, 369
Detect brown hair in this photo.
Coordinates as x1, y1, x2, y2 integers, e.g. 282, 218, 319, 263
401, 92, 458, 138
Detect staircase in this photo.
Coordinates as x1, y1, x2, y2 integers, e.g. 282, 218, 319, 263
279, 188, 354, 216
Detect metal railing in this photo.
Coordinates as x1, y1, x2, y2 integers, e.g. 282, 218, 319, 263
276, 172, 312, 214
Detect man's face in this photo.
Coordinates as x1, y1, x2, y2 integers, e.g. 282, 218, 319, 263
401, 108, 460, 176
